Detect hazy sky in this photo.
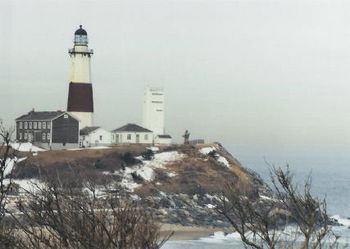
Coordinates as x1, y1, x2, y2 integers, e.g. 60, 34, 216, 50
1, 0, 350, 155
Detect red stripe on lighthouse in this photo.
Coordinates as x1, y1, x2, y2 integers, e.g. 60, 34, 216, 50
67, 82, 94, 112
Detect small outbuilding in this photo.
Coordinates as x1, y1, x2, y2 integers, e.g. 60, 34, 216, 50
154, 134, 172, 145
111, 123, 153, 144
15, 110, 79, 150
80, 126, 112, 147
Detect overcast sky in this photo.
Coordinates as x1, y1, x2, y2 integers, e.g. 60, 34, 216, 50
1, 0, 350, 156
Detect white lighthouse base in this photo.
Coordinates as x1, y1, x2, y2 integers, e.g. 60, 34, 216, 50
69, 112, 93, 129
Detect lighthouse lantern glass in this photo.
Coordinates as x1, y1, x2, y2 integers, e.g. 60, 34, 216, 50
74, 35, 88, 45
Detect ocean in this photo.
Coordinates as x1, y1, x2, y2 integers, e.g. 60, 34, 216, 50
164, 148, 350, 248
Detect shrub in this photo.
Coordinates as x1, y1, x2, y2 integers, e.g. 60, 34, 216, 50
131, 171, 144, 183
94, 157, 122, 172
207, 150, 218, 159
12, 161, 40, 179
142, 149, 154, 161
12, 182, 172, 249
120, 152, 141, 166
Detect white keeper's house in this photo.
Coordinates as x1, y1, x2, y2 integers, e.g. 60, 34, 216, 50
80, 126, 112, 147
111, 123, 153, 144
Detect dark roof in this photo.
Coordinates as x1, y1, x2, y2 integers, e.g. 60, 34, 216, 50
75, 25, 87, 36
80, 126, 100, 135
112, 123, 152, 133
16, 111, 65, 121
157, 134, 172, 139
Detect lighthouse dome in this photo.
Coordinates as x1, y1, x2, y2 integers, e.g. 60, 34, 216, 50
75, 25, 87, 35
74, 25, 88, 45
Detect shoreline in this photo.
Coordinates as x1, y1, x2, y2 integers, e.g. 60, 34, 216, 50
160, 224, 233, 241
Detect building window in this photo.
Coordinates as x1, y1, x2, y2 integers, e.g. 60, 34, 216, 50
46, 133, 50, 141
38, 122, 41, 129
33, 122, 37, 129
47, 122, 51, 129
64, 114, 68, 119
127, 134, 131, 140
29, 122, 32, 129
19, 122, 23, 129
24, 122, 27, 129
151, 101, 163, 104
99, 135, 102, 141
19, 133, 22, 140
24, 133, 27, 140
144, 134, 148, 140
42, 133, 46, 141
42, 122, 46, 129
28, 133, 32, 142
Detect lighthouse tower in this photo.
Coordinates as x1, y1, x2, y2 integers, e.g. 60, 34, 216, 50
67, 25, 94, 129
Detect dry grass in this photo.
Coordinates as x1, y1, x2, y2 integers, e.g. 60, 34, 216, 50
13, 143, 256, 197
138, 143, 255, 195
20, 144, 148, 166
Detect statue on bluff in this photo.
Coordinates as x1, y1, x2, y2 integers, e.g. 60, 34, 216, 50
183, 130, 190, 144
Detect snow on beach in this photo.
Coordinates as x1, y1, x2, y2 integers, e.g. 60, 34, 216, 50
332, 215, 350, 227
199, 231, 241, 243
198, 226, 307, 244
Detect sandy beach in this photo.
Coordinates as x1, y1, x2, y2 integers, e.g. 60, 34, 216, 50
160, 224, 233, 241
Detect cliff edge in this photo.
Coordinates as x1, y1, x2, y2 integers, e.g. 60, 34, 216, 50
11, 143, 271, 227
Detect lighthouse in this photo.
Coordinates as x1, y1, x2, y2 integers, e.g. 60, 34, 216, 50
67, 25, 94, 129
142, 87, 165, 135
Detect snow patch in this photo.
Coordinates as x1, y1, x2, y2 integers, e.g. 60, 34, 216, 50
68, 146, 110, 151
147, 146, 159, 152
87, 146, 110, 150
200, 147, 230, 167
2, 157, 27, 177
4, 178, 44, 193
206, 204, 216, 209
217, 156, 230, 167
119, 151, 185, 192
199, 147, 216, 155
120, 178, 141, 192
135, 166, 154, 181
130, 194, 141, 200
167, 172, 177, 177
200, 231, 241, 243
10, 142, 45, 152
260, 195, 273, 201
153, 151, 184, 163
331, 215, 350, 227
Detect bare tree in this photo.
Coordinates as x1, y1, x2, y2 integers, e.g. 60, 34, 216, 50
0, 121, 17, 248
216, 166, 341, 249
0, 121, 15, 219
12, 177, 172, 249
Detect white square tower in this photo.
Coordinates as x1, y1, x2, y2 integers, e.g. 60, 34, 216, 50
142, 87, 165, 136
